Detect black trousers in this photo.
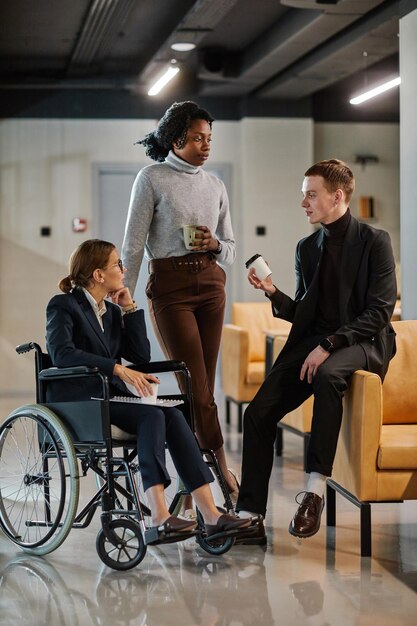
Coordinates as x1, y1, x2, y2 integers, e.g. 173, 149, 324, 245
236, 335, 367, 516
111, 403, 213, 493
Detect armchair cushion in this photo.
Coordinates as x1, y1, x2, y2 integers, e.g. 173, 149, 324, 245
378, 425, 417, 469
246, 361, 265, 384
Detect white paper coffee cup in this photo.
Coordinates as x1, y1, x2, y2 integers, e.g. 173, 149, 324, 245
183, 225, 199, 250
245, 254, 272, 280
141, 382, 159, 405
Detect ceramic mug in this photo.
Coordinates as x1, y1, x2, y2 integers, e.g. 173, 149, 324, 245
183, 225, 199, 250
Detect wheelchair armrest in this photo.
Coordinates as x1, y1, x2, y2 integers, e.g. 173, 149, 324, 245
39, 365, 99, 378
127, 360, 188, 374
39, 366, 110, 401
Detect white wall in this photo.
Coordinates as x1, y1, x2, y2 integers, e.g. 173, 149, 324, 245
238, 118, 313, 301
400, 8, 417, 319
0, 119, 156, 264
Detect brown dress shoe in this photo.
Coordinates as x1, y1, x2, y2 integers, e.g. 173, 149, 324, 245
204, 513, 251, 538
235, 519, 267, 545
288, 492, 324, 538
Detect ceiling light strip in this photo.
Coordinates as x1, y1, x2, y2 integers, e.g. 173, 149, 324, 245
148, 66, 180, 96
350, 77, 401, 105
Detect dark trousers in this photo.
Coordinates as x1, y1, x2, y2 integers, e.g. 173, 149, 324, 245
111, 403, 213, 493
146, 253, 226, 451
236, 335, 367, 516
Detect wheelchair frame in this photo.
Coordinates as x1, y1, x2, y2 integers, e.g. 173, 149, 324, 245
0, 342, 235, 570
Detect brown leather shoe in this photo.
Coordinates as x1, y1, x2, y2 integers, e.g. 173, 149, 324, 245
288, 492, 324, 538
204, 513, 251, 538
234, 519, 267, 545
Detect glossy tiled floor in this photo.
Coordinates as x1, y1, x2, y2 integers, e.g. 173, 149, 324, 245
0, 393, 416, 626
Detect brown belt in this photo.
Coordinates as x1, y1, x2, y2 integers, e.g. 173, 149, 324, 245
149, 253, 216, 273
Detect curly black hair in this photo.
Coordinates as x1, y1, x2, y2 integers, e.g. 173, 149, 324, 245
137, 101, 214, 162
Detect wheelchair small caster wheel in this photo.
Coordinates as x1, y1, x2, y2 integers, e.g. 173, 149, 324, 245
195, 509, 234, 555
196, 532, 235, 555
96, 519, 146, 570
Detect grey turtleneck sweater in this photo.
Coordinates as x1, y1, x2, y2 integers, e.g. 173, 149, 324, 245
121, 151, 236, 293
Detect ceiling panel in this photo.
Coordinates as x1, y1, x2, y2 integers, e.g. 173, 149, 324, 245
0, 0, 405, 121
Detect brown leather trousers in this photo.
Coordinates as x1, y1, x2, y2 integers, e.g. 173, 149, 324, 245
146, 252, 226, 451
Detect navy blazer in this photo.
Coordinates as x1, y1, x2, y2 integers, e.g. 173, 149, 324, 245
46, 288, 151, 401
270, 215, 397, 380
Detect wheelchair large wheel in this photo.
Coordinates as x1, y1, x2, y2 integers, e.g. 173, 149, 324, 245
0, 404, 79, 555
96, 518, 146, 570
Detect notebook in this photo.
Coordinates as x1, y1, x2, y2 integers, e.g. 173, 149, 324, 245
92, 396, 184, 408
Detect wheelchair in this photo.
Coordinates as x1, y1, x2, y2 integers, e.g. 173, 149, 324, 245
0, 342, 238, 570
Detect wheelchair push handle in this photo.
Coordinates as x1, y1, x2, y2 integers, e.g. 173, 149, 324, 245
16, 341, 42, 355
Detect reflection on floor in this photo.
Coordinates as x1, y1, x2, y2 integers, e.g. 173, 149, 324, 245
0, 393, 416, 626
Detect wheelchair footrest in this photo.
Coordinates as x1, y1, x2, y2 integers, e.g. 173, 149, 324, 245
145, 525, 200, 546
203, 523, 259, 543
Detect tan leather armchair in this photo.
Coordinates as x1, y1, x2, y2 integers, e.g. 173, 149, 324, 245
327, 320, 417, 557
221, 302, 290, 432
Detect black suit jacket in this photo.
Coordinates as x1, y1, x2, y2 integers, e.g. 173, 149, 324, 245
270, 215, 397, 380
46, 288, 151, 401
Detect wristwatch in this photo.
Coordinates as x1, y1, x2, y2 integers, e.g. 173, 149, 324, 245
319, 337, 335, 353
213, 240, 222, 255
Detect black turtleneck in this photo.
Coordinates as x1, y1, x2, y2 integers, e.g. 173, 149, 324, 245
311, 208, 351, 346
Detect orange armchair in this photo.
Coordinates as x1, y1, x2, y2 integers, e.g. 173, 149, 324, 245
221, 302, 290, 432
327, 320, 417, 556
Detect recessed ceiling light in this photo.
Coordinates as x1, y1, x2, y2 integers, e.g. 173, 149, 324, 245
171, 43, 196, 52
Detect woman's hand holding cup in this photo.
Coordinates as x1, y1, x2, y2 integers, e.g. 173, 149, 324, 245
183, 224, 218, 252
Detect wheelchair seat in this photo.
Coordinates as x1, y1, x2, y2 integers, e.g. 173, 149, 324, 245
110, 424, 136, 441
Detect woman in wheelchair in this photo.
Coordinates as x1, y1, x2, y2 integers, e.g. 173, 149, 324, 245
46, 239, 256, 543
